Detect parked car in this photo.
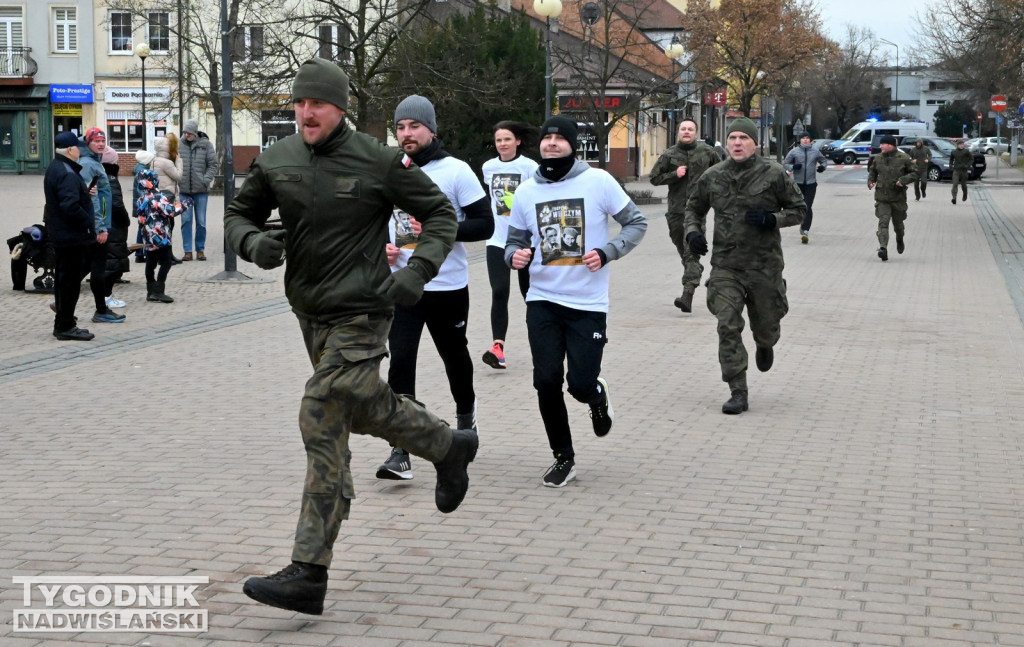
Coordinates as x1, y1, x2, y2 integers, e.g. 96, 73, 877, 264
811, 138, 834, 152
970, 137, 1012, 155
868, 135, 986, 179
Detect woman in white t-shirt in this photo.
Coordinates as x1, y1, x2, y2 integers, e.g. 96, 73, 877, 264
480, 121, 539, 370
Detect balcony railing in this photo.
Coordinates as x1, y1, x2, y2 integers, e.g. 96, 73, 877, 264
0, 48, 38, 78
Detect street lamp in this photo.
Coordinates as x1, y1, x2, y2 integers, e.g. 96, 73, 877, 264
135, 42, 151, 150
534, 0, 562, 118
664, 36, 685, 144
879, 38, 898, 112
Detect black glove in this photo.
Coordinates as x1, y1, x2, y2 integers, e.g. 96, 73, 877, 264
745, 210, 777, 231
792, 163, 803, 171
685, 231, 708, 257
377, 264, 428, 306
816, 163, 827, 173
244, 229, 287, 269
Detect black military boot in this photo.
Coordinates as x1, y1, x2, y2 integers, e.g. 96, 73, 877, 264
896, 236, 905, 255
152, 281, 174, 303
146, 280, 159, 302
242, 562, 328, 615
755, 345, 774, 372
673, 286, 694, 313
433, 428, 478, 513
722, 390, 748, 415
877, 247, 888, 262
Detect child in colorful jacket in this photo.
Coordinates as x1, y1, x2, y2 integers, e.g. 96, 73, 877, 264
136, 169, 192, 303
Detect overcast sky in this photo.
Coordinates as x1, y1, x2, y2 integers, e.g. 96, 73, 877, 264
819, 0, 930, 62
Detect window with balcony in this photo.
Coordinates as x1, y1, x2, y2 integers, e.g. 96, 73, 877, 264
53, 7, 77, 54
148, 11, 169, 53
0, 6, 27, 76
109, 11, 132, 53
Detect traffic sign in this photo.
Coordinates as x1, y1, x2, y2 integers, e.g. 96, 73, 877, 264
1018, 103, 1024, 117
977, 112, 983, 121
991, 94, 1007, 112
996, 115, 1005, 126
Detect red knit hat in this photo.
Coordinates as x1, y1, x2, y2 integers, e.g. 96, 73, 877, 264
85, 127, 106, 143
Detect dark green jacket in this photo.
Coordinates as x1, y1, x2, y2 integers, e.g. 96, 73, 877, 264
224, 122, 457, 319
907, 144, 930, 173
868, 149, 917, 203
950, 147, 973, 172
683, 155, 806, 272
650, 140, 720, 216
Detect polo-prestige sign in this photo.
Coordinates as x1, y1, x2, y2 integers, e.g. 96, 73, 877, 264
105, 86, 171, 103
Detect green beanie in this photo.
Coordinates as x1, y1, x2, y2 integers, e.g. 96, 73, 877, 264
728, 117, 758, 141
292, 59, 349, 110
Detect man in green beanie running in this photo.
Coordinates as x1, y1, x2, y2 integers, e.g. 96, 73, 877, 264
683, 117, 806, 415
224, 58, 479, 615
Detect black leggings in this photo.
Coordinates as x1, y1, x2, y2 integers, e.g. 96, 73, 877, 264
388, 287, 475, 415
797, 183, 817, 232
145, 246, 172, 283
486, 245, 530, 341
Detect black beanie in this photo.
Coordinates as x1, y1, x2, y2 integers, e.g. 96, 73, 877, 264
540, 116, 578, 154
879, 135, 897, 146
292, 59, 349, 110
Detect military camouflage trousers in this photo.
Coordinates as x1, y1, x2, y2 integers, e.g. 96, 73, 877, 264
874, 200, 907, 248
667, 212, 704, 289
294, 312, 454, 567
951, 170, 969, 199
706, 266, 789, 383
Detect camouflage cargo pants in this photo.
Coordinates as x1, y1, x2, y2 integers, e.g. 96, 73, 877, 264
706, 266, 789, 383
951, 170, 969, 199
666, 212, 704, 290
294, 313, 454, 567
874, 200, 907, 248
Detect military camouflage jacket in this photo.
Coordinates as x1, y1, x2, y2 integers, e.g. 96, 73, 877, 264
907, 145, 930, 172
950, 147, 973, 171
683, 155, 806, 272
650, 140, 720, 215
868, 149, 918, 203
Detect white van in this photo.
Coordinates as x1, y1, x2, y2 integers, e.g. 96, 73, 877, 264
825, 120, 929, 165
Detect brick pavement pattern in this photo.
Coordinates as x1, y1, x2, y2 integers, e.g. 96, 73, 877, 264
1, 167, 1024, 646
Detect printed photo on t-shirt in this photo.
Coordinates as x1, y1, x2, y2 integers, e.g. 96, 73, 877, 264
393, 210, 418, 249
536, 199, 584, 266
490, 173, 522, 217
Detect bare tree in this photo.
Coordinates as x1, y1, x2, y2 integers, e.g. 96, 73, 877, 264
805, 25, 886, 135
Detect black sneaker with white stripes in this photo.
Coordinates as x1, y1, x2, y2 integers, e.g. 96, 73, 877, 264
376, 447, 413, 480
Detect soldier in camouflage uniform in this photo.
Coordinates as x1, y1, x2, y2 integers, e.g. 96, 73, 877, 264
867, 135, 917, 261
949, 140, 973, 204
907, 139, 931, 200
223, 59, 479, 616
650, 118, 720, 312
683, 118, 806, 415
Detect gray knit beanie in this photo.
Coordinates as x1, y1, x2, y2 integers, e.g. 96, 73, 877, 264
728, 117, 758, 141
292, 58, 349, 110
182, 119, 199, 136
394, 95, 437, 134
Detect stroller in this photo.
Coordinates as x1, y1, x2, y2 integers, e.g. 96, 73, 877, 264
8, 224, 56, 293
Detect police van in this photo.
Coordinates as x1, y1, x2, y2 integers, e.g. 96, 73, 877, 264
823, 120, 929, 165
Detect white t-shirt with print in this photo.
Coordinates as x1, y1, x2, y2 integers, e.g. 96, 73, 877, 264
508, 167, 630, 313
482, 154, 539, 248
390, 155, 486, 291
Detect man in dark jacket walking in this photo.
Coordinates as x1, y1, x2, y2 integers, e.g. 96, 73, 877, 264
178, 119, 217, 260
223, 58, 478, 616
44, 132, 97, 341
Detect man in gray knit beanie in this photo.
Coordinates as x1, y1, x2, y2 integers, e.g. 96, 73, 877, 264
394, 95, 437, 134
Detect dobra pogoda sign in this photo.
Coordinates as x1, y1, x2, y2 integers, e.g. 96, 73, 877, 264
559, 95, 626, 111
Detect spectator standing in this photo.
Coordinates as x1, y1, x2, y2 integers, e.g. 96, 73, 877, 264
132, 149, 155, 263
136, 169, 191, 303
376, 95, 493, 481
683, 118, 806, 415
101, 146, 130, 307
44, 132, 97, 341
179, 119, 218, 261
783, 133, 827, 244
153, 134, 184, 263
867, 135, 917, 261
907, 139, 931, 200
480, 120, 539, 370
77, 128, 125, 325
950, 140, 972, 204
650, 118, 720, 311
223, 59, 477, 615
506, 116, 647, 487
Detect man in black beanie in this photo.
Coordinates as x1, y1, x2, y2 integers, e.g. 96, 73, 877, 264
225, 59, 478, 615
505, 114, 647, 488
683, 117, 806, 415
868, 134, 917, 260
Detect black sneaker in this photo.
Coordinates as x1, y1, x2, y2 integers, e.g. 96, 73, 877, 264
376, 447, 413, 480
456, 409, 477, 432
951, 197, 956, 204
542, 458, 576, 488
877, 247, 888, 262
590, 377, 614, 437
722, 389, 748, 415
242, 562, 328, 615
433, 428, 478, 513
896, 237, 905, 254
92, 309, 126, 323
53, 326, 95, 341
755, 345, 774, 372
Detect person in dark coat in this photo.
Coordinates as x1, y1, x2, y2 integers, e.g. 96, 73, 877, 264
44, 132, 97, 341
102, 147, 130, 306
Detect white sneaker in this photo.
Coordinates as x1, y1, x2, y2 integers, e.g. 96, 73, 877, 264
105, 296, 126, 308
